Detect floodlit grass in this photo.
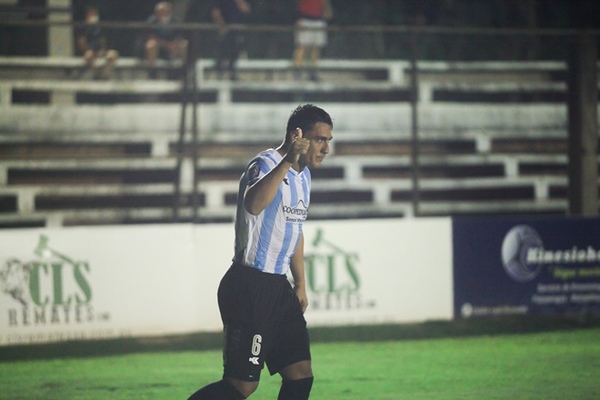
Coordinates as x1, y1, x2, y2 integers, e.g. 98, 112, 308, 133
1, 323, 599, 399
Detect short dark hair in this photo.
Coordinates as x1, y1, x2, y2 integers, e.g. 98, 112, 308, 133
285, 104, 333, 140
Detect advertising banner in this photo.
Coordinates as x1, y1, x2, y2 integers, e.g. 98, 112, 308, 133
0, 225, 229, 346
302, 218, 453, 326
0, 218, 454, 346
453, 217, 600, 318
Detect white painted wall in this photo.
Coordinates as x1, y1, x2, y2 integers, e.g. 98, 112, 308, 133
0, 218, 453, 345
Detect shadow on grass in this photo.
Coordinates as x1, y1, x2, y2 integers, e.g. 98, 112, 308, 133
1, 316, 599, 362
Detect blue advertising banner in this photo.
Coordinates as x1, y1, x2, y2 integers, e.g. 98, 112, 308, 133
453, 217, 600, 318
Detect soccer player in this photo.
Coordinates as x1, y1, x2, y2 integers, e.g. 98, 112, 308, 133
187, 104, 333, 400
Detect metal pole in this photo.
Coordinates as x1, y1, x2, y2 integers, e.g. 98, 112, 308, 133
173, 72, 188, 222
190, 31, 201, 223
567, 33, 599, 216
409, 29, 420, 217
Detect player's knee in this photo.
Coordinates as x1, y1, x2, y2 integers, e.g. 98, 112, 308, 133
280, 360, 312, 380
227, 378, 258, 398
278, 377, 314, 400
188, 379, 248, 400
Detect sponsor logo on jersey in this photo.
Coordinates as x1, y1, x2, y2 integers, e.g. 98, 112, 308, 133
282, 199, 308, 222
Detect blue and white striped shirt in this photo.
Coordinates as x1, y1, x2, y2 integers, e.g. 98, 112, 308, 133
233, 149, 311, 275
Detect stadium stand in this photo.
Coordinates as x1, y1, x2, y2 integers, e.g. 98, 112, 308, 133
0, 55, 596, 227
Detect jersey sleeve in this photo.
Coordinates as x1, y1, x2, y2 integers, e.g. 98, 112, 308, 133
245, 156, 271, 186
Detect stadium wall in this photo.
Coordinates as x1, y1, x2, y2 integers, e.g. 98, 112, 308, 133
0, 218, 453, 346
2, 216, 600, 346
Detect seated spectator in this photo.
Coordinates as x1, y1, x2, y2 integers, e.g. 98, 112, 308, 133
76, 7, 119, 80
144, 1, 188, 68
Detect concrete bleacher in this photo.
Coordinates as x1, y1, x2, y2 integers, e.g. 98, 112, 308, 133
0, 57, 575, 105
0, 56, 596, 227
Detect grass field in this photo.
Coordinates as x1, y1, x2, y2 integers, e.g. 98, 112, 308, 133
1, 319, 599, 399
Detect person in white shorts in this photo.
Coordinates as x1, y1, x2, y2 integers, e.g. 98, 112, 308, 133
293, 0, 333, 81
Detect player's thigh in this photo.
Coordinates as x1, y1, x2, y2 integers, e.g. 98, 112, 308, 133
266, 290, 311, 375
218, 266, 282, 381
222, 322, 275, 381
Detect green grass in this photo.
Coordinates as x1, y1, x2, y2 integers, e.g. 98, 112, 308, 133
1, 320, 599, 399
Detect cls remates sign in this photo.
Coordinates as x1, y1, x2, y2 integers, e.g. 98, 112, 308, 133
305, 228, 376, 311
0, 235, 108, 328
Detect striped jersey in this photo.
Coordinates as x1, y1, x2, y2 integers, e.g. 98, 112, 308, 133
233, 148, 311, 275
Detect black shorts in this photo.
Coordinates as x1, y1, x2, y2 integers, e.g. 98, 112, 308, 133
217, 263, 311, 382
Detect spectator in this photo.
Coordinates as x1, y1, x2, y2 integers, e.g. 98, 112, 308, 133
76, 7, 119, 80
211, 0, 251, 81
292, 0, 333, 81
144, 1, 187, 68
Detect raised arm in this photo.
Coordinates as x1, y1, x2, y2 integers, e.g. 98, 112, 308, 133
244, 128, 309, 215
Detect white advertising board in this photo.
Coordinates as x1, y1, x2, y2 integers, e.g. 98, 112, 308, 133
302, 218, 453, 326
0, 218, 453, 346
0, 224, 230, 346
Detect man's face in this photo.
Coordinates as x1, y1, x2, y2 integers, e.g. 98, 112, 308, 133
156, 6, 171, 22
300, 121, 333, 169
86, 10, 99, 24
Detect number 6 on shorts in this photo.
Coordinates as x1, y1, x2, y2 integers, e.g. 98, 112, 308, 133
251, 334, 262, 356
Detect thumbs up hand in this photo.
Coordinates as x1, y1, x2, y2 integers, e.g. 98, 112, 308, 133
285, 128, 310, 164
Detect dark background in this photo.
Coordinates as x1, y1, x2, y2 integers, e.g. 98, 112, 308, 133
1, 1, 599, 59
